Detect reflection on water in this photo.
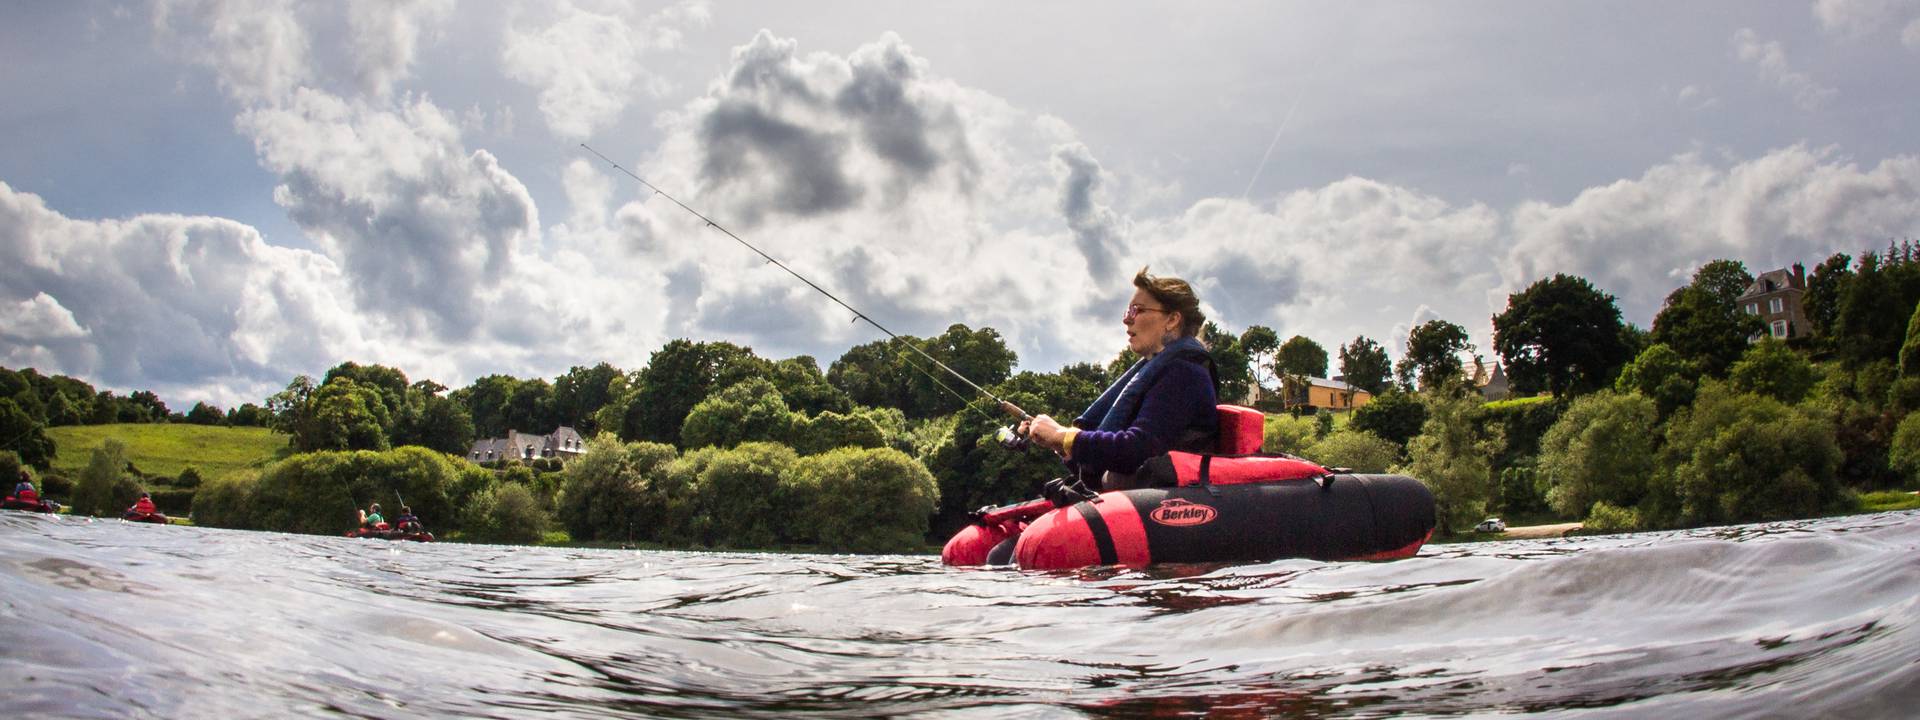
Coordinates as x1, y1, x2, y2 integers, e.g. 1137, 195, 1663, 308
2, 511, 1917, 717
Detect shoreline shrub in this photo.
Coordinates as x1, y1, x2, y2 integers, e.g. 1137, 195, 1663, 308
684, 442, 797, 547
190, 471, 260, 529
1536, 391, 1659, 519
1655, 381, 1843, 526
462, 482, 549, 544
71, 439, 142, 517
790, 447, 939, 552
556, 436, 681, 543
1304, 430, 1399, 473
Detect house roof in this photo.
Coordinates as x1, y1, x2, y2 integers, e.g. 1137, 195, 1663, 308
1300, 376, 1367, 393
1739, 267, 1804, 299
468, 426, 586, 459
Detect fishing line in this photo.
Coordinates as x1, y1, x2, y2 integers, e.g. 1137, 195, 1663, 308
580, 143, 1029, 424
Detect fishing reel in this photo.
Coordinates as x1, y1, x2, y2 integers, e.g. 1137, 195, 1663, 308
995, 424, 1031, 451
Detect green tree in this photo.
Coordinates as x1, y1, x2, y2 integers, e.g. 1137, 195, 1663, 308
1536, 391, 1659, 519
1727, 339, 1817, 404
1276, 335, 1329, 379
828, 338, 912, 412
621, 340, 771, 445
1397, 320, 1473, 391
185, 401, 227, 426
552, 363, 626, 436
1303, 430, 1400, 472
1394, 393, 1497, 534
0, 398, 54, 469
1830, 245, 1920, 366
1262, 413, 1318, 454
452, 374, 522, 439
792, 409, 890, 456
461, 481, 551, 544
1614, 343, 1698, 418
266, 375, 317, 446
680, 378, 801, 449
1240, 325, 1280, 388
681, 442, 798, 547
322, 362, 409, 423
1338, 336, 1393, 395
44, 391, 82, 427
769, 356, 853, 416
1803, 252, 1852, 338
70, 439, 142, 517
1204, 322, 1255, 404
190, 470, 259, 529
126, 390, 169, 423
393, 382, 476, 455
907, 324, 1018, 419
556, 436, 685, 543
1901, 301, 1920, 378
787, 447, 939, 552
305, 378, 392, 451
1889, 412, 1920, 484
1493, 273, 1632, 396
0, 451, 22, 489
1650, 260, 1764, 377
1348, 390, 1427, 448
1655, 381, 1843, 527
503, 378, 558, 435
226, 402, 271, 427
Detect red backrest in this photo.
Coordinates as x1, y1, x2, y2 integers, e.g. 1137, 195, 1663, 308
1215, 405, 1266, 454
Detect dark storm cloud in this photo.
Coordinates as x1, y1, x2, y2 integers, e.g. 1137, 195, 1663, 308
835, 37, 980, 194
1054, 143, 1123, 282
691, 31, 980, 223
1189, 251, 1304, 332
700, 101, 862, 220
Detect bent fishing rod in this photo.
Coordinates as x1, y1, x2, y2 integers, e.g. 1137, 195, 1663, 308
580, 143, 1031, 424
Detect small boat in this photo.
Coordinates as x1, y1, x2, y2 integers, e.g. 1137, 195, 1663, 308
123, 510, 170, 524
2, 494, 57, 513
345, 525, 435, 542
943, 405, 1436, 570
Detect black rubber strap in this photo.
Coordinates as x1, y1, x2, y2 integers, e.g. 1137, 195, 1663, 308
1074, 500, 1119, 566
1199, 455, 1220, 497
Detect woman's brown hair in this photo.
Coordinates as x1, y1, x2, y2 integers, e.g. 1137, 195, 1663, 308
1133, 266, 1206, 338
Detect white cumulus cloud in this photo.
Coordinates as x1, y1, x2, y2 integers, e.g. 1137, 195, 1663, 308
502, 0, 711, 140
1732, 28, 1837, 111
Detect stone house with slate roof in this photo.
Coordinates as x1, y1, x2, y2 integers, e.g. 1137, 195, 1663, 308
468, 426, 586, 465
1737, 265, 1812, 341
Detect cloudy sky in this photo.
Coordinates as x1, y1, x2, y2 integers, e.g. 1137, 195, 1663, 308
4, 1, 1920, 409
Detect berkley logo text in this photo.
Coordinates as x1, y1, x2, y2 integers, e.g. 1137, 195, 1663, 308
1149, 498, 1218, 527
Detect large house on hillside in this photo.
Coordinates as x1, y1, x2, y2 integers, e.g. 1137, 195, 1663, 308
1279, 376, 1374, 411
469, 426, 586, 464
1739, 265, 1812, 340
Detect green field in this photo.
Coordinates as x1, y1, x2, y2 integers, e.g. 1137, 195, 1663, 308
45, 424, 289, 479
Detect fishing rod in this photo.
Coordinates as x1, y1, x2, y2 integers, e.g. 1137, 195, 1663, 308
580, 143, 1032, 424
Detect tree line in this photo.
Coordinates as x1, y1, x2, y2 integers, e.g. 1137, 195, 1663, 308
8, 240, 1919, 546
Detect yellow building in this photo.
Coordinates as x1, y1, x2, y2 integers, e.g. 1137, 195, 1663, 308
1279, 376, 1374, 411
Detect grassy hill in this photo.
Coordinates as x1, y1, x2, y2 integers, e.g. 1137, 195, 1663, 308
45, 424, 289, 480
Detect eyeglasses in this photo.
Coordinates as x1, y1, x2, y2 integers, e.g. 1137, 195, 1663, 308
1125, 304, 1171, 322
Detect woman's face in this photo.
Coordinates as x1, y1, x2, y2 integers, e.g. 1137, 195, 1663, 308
1124, 287, 1181, 356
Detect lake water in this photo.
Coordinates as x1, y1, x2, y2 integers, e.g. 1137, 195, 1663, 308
3, 510, 1918, 718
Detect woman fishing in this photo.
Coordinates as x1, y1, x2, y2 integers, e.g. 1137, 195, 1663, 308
1020, 267, 1219, 493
